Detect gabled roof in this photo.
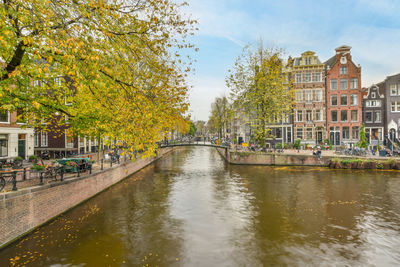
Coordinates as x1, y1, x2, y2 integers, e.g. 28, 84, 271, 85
324, 55, 336, 69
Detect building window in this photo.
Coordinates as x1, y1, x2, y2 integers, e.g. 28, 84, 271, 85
315, 90, 323, 102
375, 111, 381, 122
330, 79, 338, 90
331, 110, 338, 122
306, 128, 313, 140
351, 94, 358, 106
371, 92, 376, 98
331, 95, 338, 106
33, 80, 41, 87
0, 134, 8, 157
343, 127, 350, 139
341, 95, 348, 106
350, 78, 358, 89
296, 73, 302, 83
296, 128, 303, 139
366, 112, 373, 123
54, 77, 62, 87
0, 109, 9, 123
351, 110, 358, 122
340, 79, 348, 90
295, 91, 303, 101
296, 110, 303, 122
341, 110, 348, 122
314, 72, 322, 82
340, 66, 348, 75
305, 90, 312, 102
41, 131, 48, 147
315, 110, 322, 121
352, 127, 360, 139
304, 73, 312, 83
305, 57, 312, 65
390, 84, 397, 96
34, 132, 39, 147
391, 101, 400, 112
306, 110, 312, 122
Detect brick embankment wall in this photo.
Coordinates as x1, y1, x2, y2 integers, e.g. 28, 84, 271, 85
216, 148, 332, 166
0, 147, 175, 249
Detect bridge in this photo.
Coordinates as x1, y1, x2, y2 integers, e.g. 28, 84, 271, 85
159, 141, 227, 149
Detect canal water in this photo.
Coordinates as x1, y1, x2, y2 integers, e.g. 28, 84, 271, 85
1, 147, 400, 266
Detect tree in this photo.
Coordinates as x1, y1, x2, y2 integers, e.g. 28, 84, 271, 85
227, 43, 294, 148
359, 123, 368, 149
188, 121, 197, 136
0, 0, 197, 158
208, 96, 232, 139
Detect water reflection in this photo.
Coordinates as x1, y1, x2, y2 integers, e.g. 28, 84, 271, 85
1, 147, 400, 266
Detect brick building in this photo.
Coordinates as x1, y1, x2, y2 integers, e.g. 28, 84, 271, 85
0, 109, 34, 160
325, 46, 362, 147
293, 51, 326, 145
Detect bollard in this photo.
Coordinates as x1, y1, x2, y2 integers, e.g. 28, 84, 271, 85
117, 157, 120, 164
61, 167, 64, 181
39, 172, 44, 185
12, 171, 17, 191
101, 159, 103, 170
23, 168, 26, 180
89, 164, 92, 174
77, 168, 80, 177
110, 160, 112, 168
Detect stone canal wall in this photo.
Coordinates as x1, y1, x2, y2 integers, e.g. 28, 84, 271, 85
0, 147, 175, 249
216, 148, 332, 166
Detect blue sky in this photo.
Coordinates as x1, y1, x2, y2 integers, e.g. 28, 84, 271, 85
183, 0, 400, 121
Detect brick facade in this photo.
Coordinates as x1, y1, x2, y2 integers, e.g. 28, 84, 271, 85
325, 46, 362, 147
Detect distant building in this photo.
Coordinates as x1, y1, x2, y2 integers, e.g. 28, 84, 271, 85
362, 84, 385, 150
382, 73, 400, 147
0, 109, 34, 160
293, 51, 326, 146
325, 46, 362, 147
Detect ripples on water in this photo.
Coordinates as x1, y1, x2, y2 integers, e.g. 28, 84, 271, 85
1, 147, 400, 266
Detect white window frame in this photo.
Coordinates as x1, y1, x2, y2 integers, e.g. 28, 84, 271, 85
295, 73, 302, 83
34, 132, 39, 147
351, 110, 358, 122
330, 79, 338, 90
340, 79, 348, 90
374, 111, 381, 123
41, 131, 48, 147
315, 90, 323, 102
304, 73, 312, 83
340, 66, 348, 75
0, 110, 10, 123
351, 94, 358, 106
315, 109, 322, 121
296, 110, 303, 122
350, 78, 358, 89
341, 94, 348, 106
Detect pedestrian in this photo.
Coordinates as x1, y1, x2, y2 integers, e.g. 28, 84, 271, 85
317, 148, 322, 160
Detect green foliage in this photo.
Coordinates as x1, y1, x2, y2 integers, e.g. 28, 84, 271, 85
14, 156, 23, 161
276, 143, 289, 149
358, 123, 368, 149
29, 155, 37, 160
188, 121, 197, 136
208, 96, 233, 138
293, 139, 301, 149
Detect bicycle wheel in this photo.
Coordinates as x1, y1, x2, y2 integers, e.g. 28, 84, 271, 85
0, 177, 5, 192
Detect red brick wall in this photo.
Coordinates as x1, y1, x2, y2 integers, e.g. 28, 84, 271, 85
0, 147, 175, 248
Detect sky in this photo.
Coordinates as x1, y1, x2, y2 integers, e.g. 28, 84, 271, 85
181, 0, 400, 121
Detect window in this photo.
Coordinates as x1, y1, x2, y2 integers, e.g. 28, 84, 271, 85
391, 101, 400, 112
296, 91, 303, 101
305, 90, 312, 102
330, 79, 338, 90
340, 79, 348, 90
367, 100, 381, 107
41, 131, 48, 147
351, 110, 358, 122
296, 73, 302, 83
0, 109, 9, 123
306, 128, 313, 140
34, 132, 39, 147
0, 134, 8, 157
296, 128, 303, 139
340, 66, 348, 75
33, 80, 41, 87
315, 90, 323, 102
350, 78, 358, 89
314, 72, 322, 82
371, 92, 376, 98
351, 94, 358, 106
352, 127, 360, 139
296, 110, 303, 122
390, 84, 397, 96
366, 112, 372, 122
341, 110, 348, 122
315, 110, 322, 121
375, 111, 381, 122
342, 127, 350, 139
304, 73, 312, 83
331, 110, 338, 122
331, 95, 338, 106
306, 110, 312, 122
341, 94, 348, 106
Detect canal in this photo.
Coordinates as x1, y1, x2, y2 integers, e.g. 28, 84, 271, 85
1, 147, 400, 266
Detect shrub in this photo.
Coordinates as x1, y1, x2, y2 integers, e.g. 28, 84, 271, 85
31, 163, 47, 171
29, 155, 37, 161
14, 156, 23, 161
293, 139, 301, 149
